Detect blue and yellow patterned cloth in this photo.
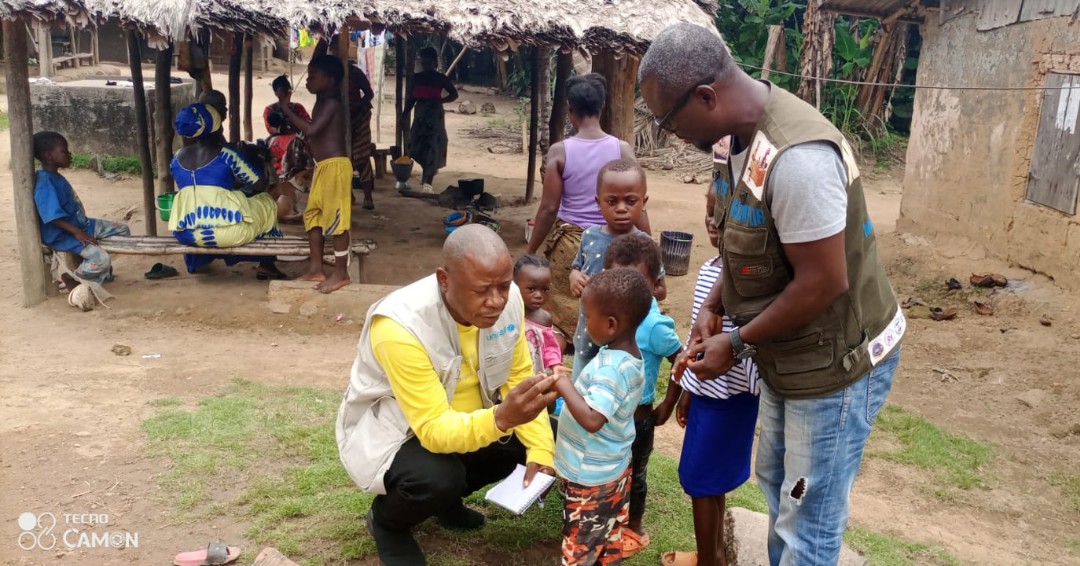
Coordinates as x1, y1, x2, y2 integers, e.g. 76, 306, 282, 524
175, 103, 222, 139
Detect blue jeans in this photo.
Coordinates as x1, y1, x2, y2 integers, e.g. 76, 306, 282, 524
755, 349, 900, 566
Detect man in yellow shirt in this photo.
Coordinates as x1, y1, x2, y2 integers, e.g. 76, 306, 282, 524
336, 225, 557, 565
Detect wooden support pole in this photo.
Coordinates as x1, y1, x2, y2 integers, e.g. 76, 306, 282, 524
402, 39, 413, 153
395, 38, 405, 150
549, 51, 571, 145
91, 27, 99, 65
35, 21, 52, 77
760, 25, 783, 80
525, 48, 541, 201
537, 47, 552, 158
243, 34, 254, 142
228, 32, 242, 144
155, 42, 174, 196
127, 29, 157, 236
593, 51, 639, 146
338, 29, 352, 160
5, 19, 51, 305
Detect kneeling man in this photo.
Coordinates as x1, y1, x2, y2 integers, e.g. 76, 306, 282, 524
337, 224, 558, 565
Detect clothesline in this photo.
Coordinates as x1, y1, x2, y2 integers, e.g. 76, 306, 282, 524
739, 62, 1080, 91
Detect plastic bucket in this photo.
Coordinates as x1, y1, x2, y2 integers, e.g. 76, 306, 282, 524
660, 230, 694, 276
156, 193, 175, 222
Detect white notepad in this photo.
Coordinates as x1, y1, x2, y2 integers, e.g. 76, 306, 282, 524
484, 464, 556, 515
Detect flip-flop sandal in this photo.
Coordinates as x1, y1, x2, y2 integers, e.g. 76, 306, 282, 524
621, 528, 650, 558
174, 542, 241, 566
970, 273, 1008, 288
930, 306, 958, 321
661, 551, 698, 566
973, 300, 993, 316
256, 266, 288, 281
145, 263, 179, 279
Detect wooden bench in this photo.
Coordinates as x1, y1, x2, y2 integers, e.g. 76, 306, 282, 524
52, 53, 94, 70
372, 147, 392, 178
98, 236, 377, 282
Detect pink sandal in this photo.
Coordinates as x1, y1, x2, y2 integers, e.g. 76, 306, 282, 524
174, 542, 241, 566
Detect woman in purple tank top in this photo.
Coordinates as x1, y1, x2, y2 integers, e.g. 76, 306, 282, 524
526, 73, 652, 342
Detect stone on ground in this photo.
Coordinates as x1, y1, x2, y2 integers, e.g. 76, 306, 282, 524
725, 507, 869, 565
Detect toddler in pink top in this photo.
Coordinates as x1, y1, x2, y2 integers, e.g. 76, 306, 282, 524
514, 255, 566, 375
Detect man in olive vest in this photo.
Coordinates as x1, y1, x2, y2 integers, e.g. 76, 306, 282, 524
641, 24, 904, 565
337, 224, 558, 565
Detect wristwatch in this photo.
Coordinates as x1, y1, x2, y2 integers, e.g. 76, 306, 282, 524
730, 327, 758, 361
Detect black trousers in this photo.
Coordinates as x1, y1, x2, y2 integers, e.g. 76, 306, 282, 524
629, 412, 656, 523
371, 435, 526, 531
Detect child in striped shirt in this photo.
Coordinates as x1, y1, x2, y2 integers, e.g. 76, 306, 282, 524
658, 186, 760, 566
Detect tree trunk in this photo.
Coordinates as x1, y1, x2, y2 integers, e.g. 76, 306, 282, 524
4, 19, 51, 305
797, 0, 836, 106
228, 32, 242, 144
760, 25, 784, 80
537, 47, 552, 179
549, 52, 572, 144
127, 29, 157, 237
155, 43, 174, 196
856, 24, 906, 132
593, 51, 640, 146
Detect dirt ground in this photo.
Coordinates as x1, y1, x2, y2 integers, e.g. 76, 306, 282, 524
1, 65, 1077, 565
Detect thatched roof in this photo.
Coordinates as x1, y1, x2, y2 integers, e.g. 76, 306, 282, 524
1, 0, 285, 41
274, 0, 720, 54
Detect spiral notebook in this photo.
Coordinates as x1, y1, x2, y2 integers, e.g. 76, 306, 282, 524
484, 464, 556, 515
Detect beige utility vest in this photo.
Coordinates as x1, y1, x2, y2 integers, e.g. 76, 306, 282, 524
714, 85, 903, 398
335, 275, 524, 494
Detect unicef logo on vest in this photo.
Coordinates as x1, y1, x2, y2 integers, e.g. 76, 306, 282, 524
17, 511, 138, 551
486, 323, 516, 341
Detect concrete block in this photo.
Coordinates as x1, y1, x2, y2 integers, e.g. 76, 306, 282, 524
267, 280, 399, 321
727, 507, 868, 566
252, 547, 301, 566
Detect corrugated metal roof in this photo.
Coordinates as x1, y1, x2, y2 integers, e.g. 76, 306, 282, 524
819, 0, 931, 22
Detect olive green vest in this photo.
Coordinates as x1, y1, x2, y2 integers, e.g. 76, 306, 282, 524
715, 85, 902, 398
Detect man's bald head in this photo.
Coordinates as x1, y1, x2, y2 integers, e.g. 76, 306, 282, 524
639, 24, 736, 98
442, 224, 510, 270
438, 225, 514, 328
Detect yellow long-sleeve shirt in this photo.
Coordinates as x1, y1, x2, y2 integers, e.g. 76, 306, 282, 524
370, 315, 555, 468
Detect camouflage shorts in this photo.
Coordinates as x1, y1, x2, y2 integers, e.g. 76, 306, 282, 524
560, 466, 632, 566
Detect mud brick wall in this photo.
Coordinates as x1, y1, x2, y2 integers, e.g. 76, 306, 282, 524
900, 12, 1080, 287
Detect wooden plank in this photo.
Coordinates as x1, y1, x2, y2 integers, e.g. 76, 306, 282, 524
5, 19, 52, 305
1025, 72, 1080, 215
976, 0, 1022, 31
98, 236, 377, 256
1019, 0, 1080, 22
127, 29, 158, 237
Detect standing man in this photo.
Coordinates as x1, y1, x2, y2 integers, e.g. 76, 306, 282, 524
641, 23, 905, 565
337, 225, 558, 566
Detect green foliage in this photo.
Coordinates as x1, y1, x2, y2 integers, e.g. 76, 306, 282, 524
0, 110, 9, 130
714, 0, 805, 93
69, 153, 145, 175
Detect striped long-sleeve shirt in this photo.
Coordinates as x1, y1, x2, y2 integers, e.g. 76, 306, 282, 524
679, 257, 760, 399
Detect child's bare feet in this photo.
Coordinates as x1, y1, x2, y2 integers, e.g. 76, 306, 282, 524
297, 269, 327, 282
315, 273, 350, 294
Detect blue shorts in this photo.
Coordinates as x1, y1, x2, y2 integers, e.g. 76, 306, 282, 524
678, 392, 760, 498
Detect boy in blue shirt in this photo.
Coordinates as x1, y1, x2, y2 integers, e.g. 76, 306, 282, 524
603, 234, 683, 557
554, 268, 653, 565
33, 132, 129, 289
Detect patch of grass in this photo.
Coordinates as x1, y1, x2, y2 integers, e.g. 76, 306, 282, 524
0, 110, 8, 129
728, 481, 769, 514
1050, 474, 1080, 513
1069, 538, 1080, 557
867, 132, 908, 170
70, 152, 145, 175
486, 117, 520, 130
845, 527, 961, 566
147, 397, 183, 407
870, 405, 993, 492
